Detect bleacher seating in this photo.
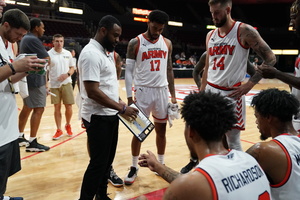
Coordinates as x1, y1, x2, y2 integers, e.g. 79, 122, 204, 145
43, 20, 90, 38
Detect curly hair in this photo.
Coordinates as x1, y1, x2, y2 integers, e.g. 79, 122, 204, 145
251, 88, 299, 122
291, 0, 300, 16
181, 91, 237, 142
148, 10, 169, 25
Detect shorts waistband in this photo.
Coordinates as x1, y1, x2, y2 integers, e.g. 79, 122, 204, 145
207, 81, 241, 91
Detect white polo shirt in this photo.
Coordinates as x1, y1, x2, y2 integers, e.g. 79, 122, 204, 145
0, 36, 19, 147
48, 48, 75, 88
78, 39, 119, 122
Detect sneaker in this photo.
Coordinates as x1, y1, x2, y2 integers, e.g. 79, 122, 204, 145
18, 136, 29, 147
65, 124, 73, 137
108, 167, 123, 187
52, 129, 63, 140
124, 166, 138, 185
26, 139, 50, 152
2, 196, 23, 200
180, 159, 198, 174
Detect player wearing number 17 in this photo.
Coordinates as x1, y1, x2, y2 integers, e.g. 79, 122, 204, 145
124, 10, 177, 185
200, 0, 276, 151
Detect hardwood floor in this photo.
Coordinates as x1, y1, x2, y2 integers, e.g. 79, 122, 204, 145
6, 78, 289, 200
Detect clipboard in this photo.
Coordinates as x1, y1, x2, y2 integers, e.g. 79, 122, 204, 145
118, 103, 155, 142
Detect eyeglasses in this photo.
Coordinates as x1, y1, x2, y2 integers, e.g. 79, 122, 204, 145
0, 53, 15, 94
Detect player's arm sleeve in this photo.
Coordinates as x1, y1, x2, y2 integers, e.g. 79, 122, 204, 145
125, 58, 135, 98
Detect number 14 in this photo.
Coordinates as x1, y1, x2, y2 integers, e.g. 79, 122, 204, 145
212, 56, 225, 70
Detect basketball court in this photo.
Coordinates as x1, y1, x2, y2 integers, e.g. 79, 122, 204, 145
6, 77, 289, 200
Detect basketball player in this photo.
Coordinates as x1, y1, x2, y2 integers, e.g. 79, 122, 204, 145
138, 91, 271, 200
247, 88, 300, 200
201, 0, 276, 151
181, 50, 261, 174
257, 0, 300, 132
124, 10, 177, 185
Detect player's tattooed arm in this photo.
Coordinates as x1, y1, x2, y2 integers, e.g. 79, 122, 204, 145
126, 37, 138, 59
160, 165, 181, 183
241, 24, 276, 67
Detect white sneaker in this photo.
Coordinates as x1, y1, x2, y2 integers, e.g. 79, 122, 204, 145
124, 166, 138, 185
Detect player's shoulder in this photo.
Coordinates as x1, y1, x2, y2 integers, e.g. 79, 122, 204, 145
164, 171, 212, 199
162, 36, 172, 48
246, 140, 281, 160
128, 37, 139, 47
239, 22, 257, 33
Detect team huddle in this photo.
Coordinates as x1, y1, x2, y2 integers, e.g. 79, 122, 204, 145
1, 0, 300, 199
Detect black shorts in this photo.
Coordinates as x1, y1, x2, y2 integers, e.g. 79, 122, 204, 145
0, 139, 21, 194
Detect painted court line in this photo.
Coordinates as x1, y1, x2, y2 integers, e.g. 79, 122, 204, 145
21, 130, 86, 160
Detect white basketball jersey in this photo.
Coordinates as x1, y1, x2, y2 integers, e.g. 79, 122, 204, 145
207, 21, 249, 88
271, 134, 300, 200
195, 150, 271, 200
134, 34, 169, 87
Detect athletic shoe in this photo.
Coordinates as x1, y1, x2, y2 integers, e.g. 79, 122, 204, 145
2, 196, 23, 200
108, 167, 123, 187
124, 166, 138, 185
180, 159, 198, 174
26, 139, 50, 152
18, 136, 29, 147
65, 124, 73, 136
52, 129, 63, 140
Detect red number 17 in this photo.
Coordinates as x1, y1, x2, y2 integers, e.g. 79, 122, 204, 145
150, 60, 161, 71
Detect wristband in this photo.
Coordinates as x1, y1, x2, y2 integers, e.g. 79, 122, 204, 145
8, 63, 16, 75
118, 105, 127, 114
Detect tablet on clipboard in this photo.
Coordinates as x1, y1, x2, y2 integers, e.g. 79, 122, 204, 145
118, 103, 154, 142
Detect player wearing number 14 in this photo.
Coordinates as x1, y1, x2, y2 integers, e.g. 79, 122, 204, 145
200, 0, 276, 151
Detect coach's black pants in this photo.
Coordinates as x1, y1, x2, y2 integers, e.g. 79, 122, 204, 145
79, 115, 119, 200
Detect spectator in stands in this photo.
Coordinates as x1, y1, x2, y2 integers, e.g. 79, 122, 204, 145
18, 17, 50, 152
48, 34, 75, 140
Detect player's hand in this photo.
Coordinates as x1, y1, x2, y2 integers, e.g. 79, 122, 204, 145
257, 64, 278, 79
13, 56, 47, 73
138, 150, 159, 172
228, 83, 252, 99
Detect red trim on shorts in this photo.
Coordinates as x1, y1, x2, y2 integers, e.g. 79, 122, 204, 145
270, 138, 292, 188
195, 168, 218, 200
207, 81, 241, 91
152, 115, 168, 121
